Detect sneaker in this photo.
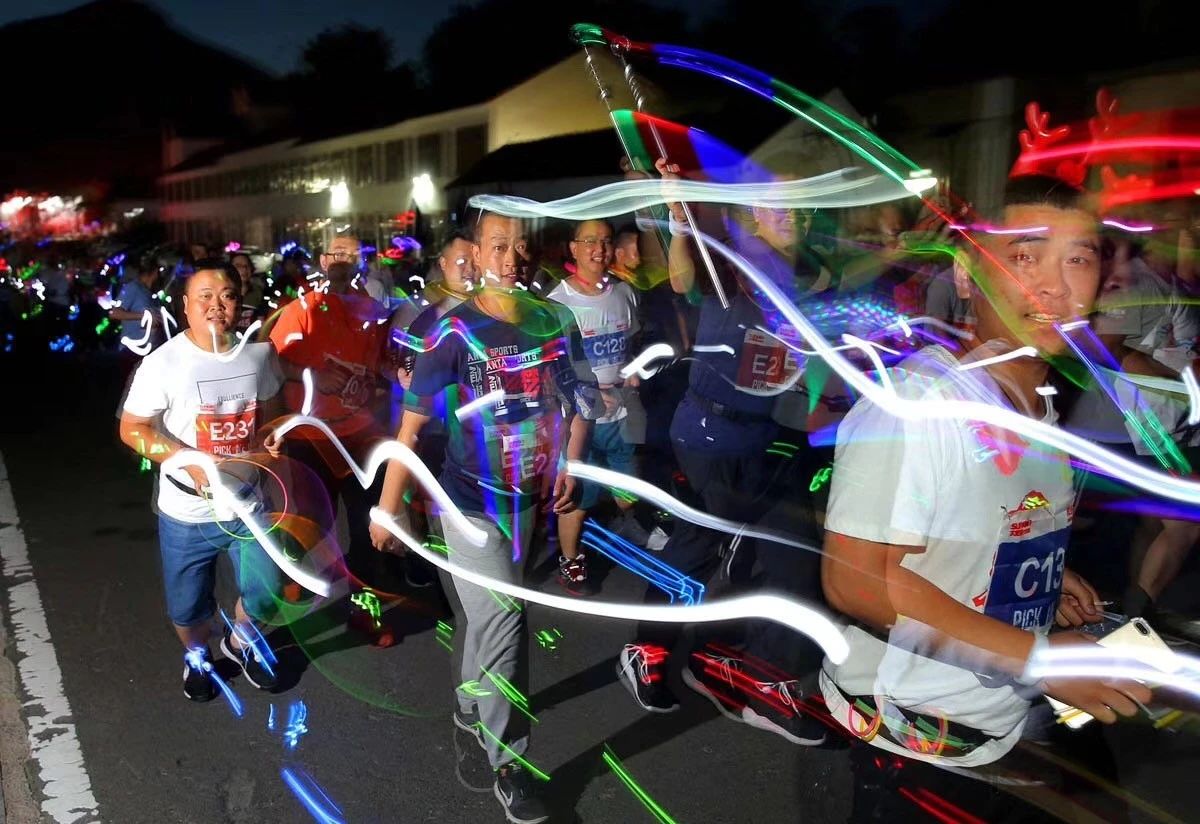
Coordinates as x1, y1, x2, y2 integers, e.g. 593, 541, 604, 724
741, 681, 828, 746
220, 626, 279, 691
683, 648, 827, 745
182, 648, 216, 703
453, 707, 485, 750
610, 509, 650, 546
616, 644, 679, 713
493, 763, 549, 824
682, 649, 749, 722
645, 526, 669, 552
453, 724, 493, 794
557, 553, 589, 596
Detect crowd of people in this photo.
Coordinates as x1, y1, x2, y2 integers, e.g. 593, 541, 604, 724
76, 107, 1200, 824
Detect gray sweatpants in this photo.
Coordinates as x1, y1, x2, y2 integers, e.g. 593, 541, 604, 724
436, 507, 535, 769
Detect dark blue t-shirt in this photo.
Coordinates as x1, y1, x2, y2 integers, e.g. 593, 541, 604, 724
405, 299, 594, 513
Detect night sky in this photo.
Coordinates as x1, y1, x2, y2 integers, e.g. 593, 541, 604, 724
0, 0, 726, 75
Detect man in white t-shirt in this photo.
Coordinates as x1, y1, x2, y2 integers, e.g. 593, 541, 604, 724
547, 219, 650, 594
821, 176, 1151, 820
119, 263, 287, 703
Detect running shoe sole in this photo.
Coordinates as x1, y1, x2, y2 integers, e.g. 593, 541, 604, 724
681, 667, 745, 724
741, 705, 827, 746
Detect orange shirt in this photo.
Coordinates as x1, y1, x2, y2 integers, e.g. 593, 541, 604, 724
269, 290, 388, 438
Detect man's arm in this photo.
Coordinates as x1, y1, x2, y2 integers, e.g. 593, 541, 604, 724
118, 412, 209, 491
376, 409, 432, 516
822, 531, 1036, 676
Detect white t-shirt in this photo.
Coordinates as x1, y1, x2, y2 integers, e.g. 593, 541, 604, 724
123, 332, 284, 523
547, 277, 640, 424
819, 345, 1075, 767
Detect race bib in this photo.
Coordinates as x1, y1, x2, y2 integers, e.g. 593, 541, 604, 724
735, 327, 801, 392
982, 519, 1068, 631
584, 329, 628, 370
196, 402, 257, 457
487, 418, 552, 484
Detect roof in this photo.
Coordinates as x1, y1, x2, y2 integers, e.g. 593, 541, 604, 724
447, 129, 625, 188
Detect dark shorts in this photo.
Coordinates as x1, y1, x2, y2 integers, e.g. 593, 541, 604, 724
157, 513, 281, 626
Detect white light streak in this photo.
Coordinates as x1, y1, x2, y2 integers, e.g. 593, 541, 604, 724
956, 346, 1039, 371
370, 507, 849, 663
619, 343, 675, 379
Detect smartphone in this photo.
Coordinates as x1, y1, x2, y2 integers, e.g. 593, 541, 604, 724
1046, 617, 1179, 728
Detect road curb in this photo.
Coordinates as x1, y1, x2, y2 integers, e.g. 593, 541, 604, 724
0, 617, 40, 824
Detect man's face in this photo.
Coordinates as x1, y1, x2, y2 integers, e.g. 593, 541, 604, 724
189, 244, 208, 261
970, 203, 1101, 356
439, 238, 475, 295
569, 221, 614, 280
753, 207, 809, 252
184, 270, 238, 335
472, 215, 530, 290
614, 235, 641, 272
320, 236, 361, 294
231, 255, 253, 285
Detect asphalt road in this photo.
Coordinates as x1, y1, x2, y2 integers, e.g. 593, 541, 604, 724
1, 350, 1199, 824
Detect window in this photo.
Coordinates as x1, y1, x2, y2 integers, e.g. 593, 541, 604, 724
455, 125, 488, 176
383, 140, 405, 182
416, 133, 443, 178
355, 145, 377, 186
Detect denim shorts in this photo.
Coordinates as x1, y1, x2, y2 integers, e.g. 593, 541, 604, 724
157, 513, 281, 627
578, 419, 637, 510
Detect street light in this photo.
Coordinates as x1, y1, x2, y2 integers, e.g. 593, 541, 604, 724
330, 181, 350, 214
411, 173, 434, 210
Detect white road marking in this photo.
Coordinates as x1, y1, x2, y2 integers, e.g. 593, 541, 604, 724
0, 450, 100, 823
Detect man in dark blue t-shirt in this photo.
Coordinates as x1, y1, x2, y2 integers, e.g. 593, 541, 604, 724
370, 211, 593, 824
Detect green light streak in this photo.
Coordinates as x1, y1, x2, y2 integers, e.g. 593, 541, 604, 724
602, 745, 678, 824
475, 722, 551, 781
482, 664, 537, 723
809, 466, 833, 492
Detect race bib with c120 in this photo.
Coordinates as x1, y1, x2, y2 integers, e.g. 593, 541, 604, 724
583, 329, 628, 372
982, 526, 1069, 631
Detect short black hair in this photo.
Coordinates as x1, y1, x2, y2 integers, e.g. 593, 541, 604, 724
188, 259, 242, 297
999, 174, 1092, 215
470, 209, 524, 243
439, 226, 474, 255
614, 223, 640, 246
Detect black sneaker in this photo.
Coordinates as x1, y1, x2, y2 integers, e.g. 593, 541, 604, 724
557, 553, 590, 596
681, 648, 751, 723
741, 680, 828, 746
220, 626, 279, 691
182, 648, 216, 703
453, 723, 493, 793
493, 763, 549, 824
616, 644, 679, 713
453, 707, 485, 750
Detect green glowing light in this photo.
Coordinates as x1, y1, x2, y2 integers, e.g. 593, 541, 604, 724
351, 590, 382, 621
602, 745, 677, 824
482, 664, 537, 723
535, 628, 562, 651
138, 457, 152, 473
475, 722, 550, 781
458, 680, 493, 698
809, 466, 833, 493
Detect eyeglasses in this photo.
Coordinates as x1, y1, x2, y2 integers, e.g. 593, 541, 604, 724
324, 250, 358, 261
573, 237, 613, 248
